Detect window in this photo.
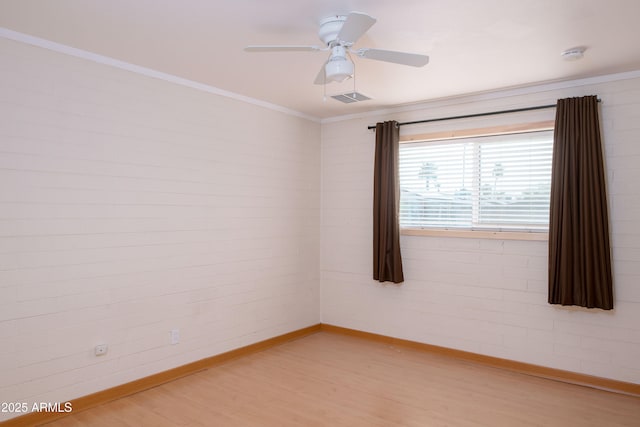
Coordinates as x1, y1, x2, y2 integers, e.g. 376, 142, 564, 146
399, 128, 553, 232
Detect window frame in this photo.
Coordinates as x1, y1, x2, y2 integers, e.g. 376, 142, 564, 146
398, 120, 554, 241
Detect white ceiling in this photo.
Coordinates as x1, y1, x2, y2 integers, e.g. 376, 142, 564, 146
1, 0, 640, 120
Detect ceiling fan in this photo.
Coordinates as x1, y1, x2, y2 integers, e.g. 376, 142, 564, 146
245, 12, 429, 85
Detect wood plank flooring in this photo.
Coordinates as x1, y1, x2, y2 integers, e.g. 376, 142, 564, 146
42, 332, 640, 426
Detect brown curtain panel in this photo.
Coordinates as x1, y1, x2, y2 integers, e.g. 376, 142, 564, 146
548, 96, 613, 309
373, 121, 404, 283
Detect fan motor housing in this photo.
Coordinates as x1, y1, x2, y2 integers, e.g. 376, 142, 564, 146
318, 15, 347, 45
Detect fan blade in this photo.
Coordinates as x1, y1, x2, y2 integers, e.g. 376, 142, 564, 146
313, 61, 327, 85
244, 45, 323, 52
337, 12, 376, 45
356, 48, 429, 67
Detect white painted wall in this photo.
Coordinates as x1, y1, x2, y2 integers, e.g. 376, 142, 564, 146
321, 75, 640, 385
0, 38, 320, 420
2, 31, 639, 423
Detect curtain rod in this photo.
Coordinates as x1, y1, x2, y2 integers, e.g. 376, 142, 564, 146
367, 99, 602, 130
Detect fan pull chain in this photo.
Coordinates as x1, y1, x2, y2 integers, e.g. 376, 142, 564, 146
348, 50, 357, 97
352, 64, 357, 97
347, 51, 356, 99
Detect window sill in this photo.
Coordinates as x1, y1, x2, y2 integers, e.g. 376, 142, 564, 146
400, 228, 548, 241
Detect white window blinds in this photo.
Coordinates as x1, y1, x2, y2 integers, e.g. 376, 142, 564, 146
399, 130, 553, 231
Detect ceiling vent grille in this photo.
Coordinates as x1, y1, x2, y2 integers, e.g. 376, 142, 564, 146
331, 92, 371, 103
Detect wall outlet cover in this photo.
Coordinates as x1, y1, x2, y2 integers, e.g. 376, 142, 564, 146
95, 344, 108, 356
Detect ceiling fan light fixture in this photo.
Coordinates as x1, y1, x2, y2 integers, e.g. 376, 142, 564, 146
325, 57, 354, 83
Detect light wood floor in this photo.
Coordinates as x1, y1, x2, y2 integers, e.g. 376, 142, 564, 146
43, 332, 640, 426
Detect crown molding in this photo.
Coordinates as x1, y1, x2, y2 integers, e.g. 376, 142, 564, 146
4, 26, 639, 128
321, 69, 640, 124
0, 27, 321, 123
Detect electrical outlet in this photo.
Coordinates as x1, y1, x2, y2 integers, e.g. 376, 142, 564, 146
170, 328, 180, 345
95, 344, 108, 356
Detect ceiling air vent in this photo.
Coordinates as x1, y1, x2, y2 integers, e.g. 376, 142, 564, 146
331, 92, 371, 104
